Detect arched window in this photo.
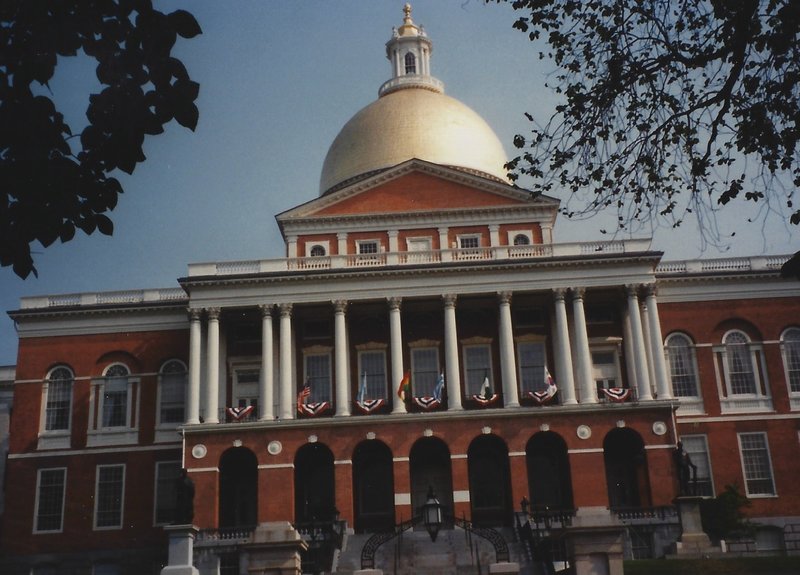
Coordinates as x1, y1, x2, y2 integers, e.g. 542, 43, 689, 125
159, 360, 187, 424
44, 366, 73, 431
404, 52, 416, 74
781, 327, 800, 394
665, 333, 699, 398
513, 234, 530, 246
723, 330, 756, 394
102, 364, 130, 428
310, 244, 326, 257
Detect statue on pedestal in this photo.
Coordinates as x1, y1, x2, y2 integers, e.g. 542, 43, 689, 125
674, 441, 697, 496
174, 468, 195, 525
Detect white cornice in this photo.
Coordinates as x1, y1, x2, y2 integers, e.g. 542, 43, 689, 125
15, 310, 189, 339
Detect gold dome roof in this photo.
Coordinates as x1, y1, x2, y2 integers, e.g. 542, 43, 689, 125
319, 87, 509, 195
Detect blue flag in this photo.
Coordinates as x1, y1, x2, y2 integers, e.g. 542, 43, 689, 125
433, 372, 445, 401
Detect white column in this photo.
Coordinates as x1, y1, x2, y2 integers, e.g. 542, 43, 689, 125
259, 305, 274, 421
498, 291, 520, 408
287, 235, 298, 258
337, 232, 348, 255
334, 300, 351, 416
645, 285, 672, 399
552, 289, 577, 405
622, 307, 638, 391
205, 308, 220, 423
438, 227, 451, 261
187, 309, 202, 424
279, 303, 294, 420
387, 230, 399, 265
542, 223, 553, 244
443, 294, 463, 410
640, 299, 657, 394
571, 289, 596, 404
389, 297, 406, 414
626, 285, 653, 401
488, 224, 500, 247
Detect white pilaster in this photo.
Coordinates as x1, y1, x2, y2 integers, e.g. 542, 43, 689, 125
279, 303, 294, 420
498, 291, 520, 408
553, 289, 577, 405
187, 309, 201, 424
626, 285, 653, 401
205, 308, 220, 423
438, 227, 451, 262
443, 294, 463, 410
259, 305, 274, 421
389, 297, 407, 414
287, 235, 298, 259
645, 285, 672, 399
337, 233, 348, 255
571, 289, 596, 404
334, 300, 351, 416
488, 224, 500, 247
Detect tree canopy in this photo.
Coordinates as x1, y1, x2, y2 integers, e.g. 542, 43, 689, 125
495, 0, 799, 243
1, 0, 201, 278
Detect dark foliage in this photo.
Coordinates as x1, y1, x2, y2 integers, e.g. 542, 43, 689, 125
700, 484, 755, 544
0, 0, 201, 278
494, 0, 799, 241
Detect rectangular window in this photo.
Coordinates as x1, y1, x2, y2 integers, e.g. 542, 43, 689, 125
783, 337, 800, 393
458, 235, 480, 249
411, 347, 439, 397
45, 380, 72, 431
95, 464, 125, 529
463, 345, 492, 396
234, 369, 260, 414
592, 349, 621, 395
358, 350, 387, 399
738, 432, 776, 496
518, 342, 546, 394
34, 468, 66, 533
357, 240, 379, 254
154, 461, 181, 525
102, 378, 128, 427
681, 435, 714, 497
304, 353, 332, 402
160, 372, 186, 424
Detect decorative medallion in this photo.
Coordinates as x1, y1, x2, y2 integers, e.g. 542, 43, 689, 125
267, 440, 282, 455
616, 420, 626, 428
576, 425, 592, 440
232, 439, 242, 447
423, 428, 433, 437
481, 426, 492, 435
308, 434, 318, 443
540, 423, 550, 432
652, 421, 667, 436
366, 432, 376, 440
191, 444, 207, 459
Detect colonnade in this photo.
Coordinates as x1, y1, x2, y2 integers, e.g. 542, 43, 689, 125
185, 284, 671, 425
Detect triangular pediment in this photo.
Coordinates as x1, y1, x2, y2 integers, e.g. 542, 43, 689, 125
277, 159, 558, 223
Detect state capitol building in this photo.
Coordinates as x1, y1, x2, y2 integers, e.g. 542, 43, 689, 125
2, 5, 799, 575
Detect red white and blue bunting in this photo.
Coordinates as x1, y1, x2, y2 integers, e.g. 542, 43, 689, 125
226, 405, 254, 421
470, 393, 499, 407
298, 401, 331, 417
601, 387, 631, 402
355, 398, 386, 414
412, 396, 441, 411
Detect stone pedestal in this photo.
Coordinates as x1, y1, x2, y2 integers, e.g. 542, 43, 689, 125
240, 522, 308, 575
567, 527, 625, 575
161, 525, 200, 575
488, 562, 520, 573
668, 496, 722, 558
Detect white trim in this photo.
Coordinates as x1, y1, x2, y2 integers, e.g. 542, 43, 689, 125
32, 467, 67, 534
9, 442, 180, 459
737, 431, 777, 497
188, 467, 219, 473
453, 490, 471, 503
644, 444, 674, 450
334, 459, 352, 465
678, 413, 800, 424
157, 359, 188, 427
257, 463, 294, 470
93, 463, 126, 530
508, 451, 526, 457
394, 493, 411, 505
392, 457, 410, 463
567, 448, 604, 454
451, 453, 468, 459
305, 240, 330, 257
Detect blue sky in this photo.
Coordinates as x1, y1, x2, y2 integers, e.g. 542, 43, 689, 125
0, 0, 796, 366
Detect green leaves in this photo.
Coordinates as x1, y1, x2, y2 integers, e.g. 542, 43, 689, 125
0, 0, 202, 278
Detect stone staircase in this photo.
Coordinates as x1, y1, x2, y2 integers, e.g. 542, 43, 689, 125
332, 527, 528, 575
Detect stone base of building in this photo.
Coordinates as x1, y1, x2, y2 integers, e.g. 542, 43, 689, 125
239, 522, 308, 575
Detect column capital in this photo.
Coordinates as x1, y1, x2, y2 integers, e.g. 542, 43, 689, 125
387, 229, 399, 238
443, 293, 457, 307
643, 283, 658, 297
552, 288, 567, 301
337, 232, 348, 240
279, 302, 293, 317
570, 287, 586, 300
387, 296, 402, 311
625, 283, 642, 297
205, 307, 220, 320
258, 304, 274, 317
488, 223, 500, 232
497, 291, 512, 305
188, 308, 202, 321
333, 300, 348, 314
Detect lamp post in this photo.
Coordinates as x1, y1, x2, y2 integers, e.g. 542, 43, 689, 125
422, 486, 443, 542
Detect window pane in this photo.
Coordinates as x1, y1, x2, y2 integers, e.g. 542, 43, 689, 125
725, 332, 757, 394
36, 469, 65, 532
358, 241, 378, 254
459, 236, 479, 249
411, 348, 438, 397
667, 335, 699, 397
160, 361, 186, 424
739, 433, 775, 496
155, 462, 181, 524
784, 329, 800, 393
464, 346, 491, 395
45, 368, 73, 431
359, 351, 387, 399
305, 354, 331, 402
518, 343, 546, 394
96, 465, 124, 528
681, 435, 714, 496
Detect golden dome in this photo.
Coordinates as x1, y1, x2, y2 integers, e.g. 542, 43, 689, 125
319, 87, 509, 195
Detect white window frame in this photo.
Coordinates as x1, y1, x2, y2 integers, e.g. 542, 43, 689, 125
306, 241, 329, 257
508, 230, 533, 246
94, 464, 126, 530
153, 460, 181, 526
410, 343, 440, 398
302, 347, 333, 403
87, 363, 140, 447
664, 332, 704, 415
38, 366, 74, 450
462, 341, 493, 397
714, 330, 772, 413
232, 366, 260, 415
357, 347, 388, 400
406, 236, 433, 263
737, 432, 777, 497
591, 345, 623, 397
33, 467, 67, 534
357, 239, 380, 254
404, 51, 416, 74
781, 327, 800, 410
516, 337, 547, 396
680, 434, 715, 497
157, 359, 187, 427
457, 234, 480, 249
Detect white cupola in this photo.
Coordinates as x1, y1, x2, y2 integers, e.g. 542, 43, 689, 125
379, 3, 444, 96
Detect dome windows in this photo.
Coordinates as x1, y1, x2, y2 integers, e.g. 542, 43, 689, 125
404, 52, 417, 74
